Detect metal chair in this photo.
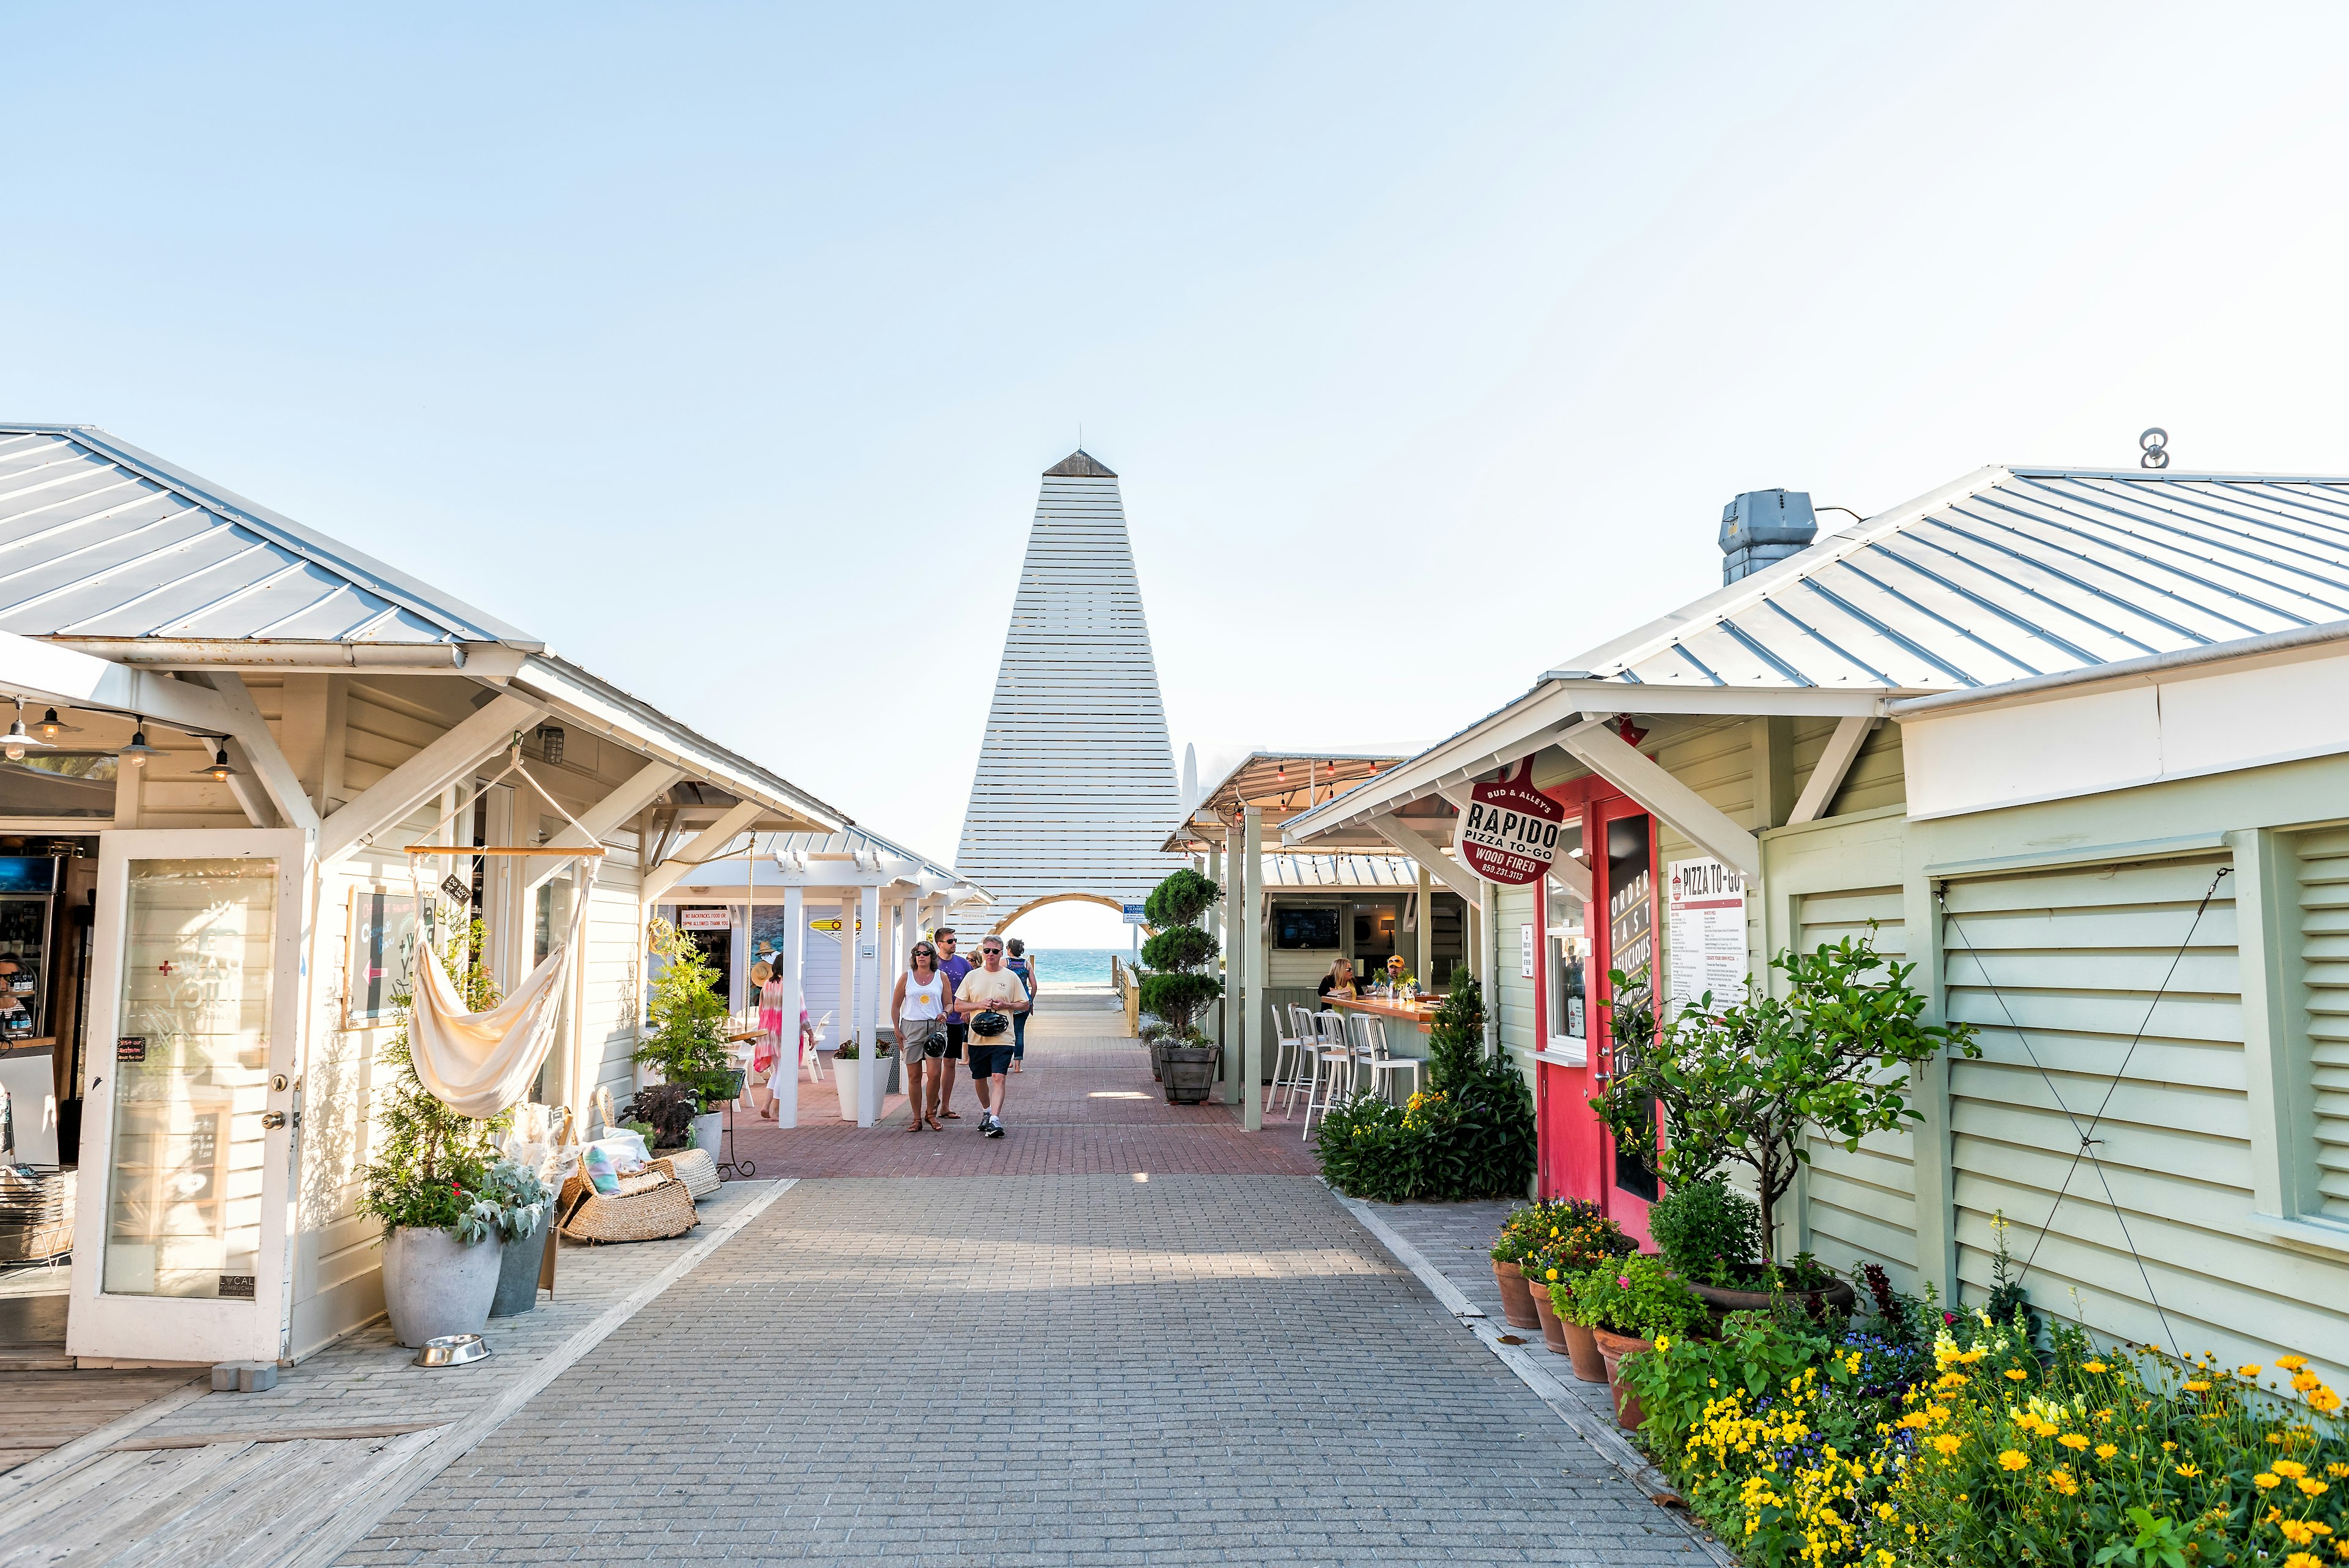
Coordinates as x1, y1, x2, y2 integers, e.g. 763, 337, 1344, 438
1359, 1014, 1422, 1107
1301, 1010, 1357, 1140
1273, 1005, 1318, 1117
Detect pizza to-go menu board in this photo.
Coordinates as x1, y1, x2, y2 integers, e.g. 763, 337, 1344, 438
1666, 857, 1748, 1011
1453, 764, 1567, 885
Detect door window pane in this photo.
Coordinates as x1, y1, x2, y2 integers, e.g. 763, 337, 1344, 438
102, 858, 276, 1300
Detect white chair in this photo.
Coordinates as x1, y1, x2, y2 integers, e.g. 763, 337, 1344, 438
1301, 1010, 1357, 1140
1359, 1014, 1422, 1107
804, 1012, 833, 1082
1271, 1005, 1315, 1118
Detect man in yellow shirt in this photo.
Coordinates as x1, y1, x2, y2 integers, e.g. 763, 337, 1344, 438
954, 937, 1031, 1137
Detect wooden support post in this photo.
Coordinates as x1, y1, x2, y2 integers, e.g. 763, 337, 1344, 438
775, 885, 802, 1128
1416, 863, 1432, 987
858, 883, 883, 1126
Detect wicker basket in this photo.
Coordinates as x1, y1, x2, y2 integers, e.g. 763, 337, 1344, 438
651, 1149, 721, 1200
556, 1167, 696, 1244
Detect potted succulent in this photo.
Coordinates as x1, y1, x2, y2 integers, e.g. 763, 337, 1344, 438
1557, 1255, 1708, 1429
1137, 869, 1223, 1104
358, 916, 527, 1347
1593, 930, 1978, 1280
637, 918, 741, 1142
1649, 1176, 1854, 1320
1516, 1200, 1638, 1381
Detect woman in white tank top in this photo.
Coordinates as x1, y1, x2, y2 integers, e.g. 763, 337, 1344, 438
892, 941, 950, 1132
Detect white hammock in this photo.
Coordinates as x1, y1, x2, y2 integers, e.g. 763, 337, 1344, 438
402, 741, 606, 1120
407, 868, 595, 1118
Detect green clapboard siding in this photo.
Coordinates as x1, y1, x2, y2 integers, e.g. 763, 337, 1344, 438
1937, 856, 2349, 1368
1495, 882, 1537, 1053
1796, 886, 1918, 1288
2294, 824, 2349, 1219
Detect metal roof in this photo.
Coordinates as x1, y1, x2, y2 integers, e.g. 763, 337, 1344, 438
1261, 853, 1423, 888
0, 425, 537, 647
767, 829, 980, 892
1547, 467, 2349, 694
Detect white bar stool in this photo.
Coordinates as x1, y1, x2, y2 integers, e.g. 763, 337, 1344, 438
1301, 1010, 1356, 1140
1360, 1015, 1422, 1106
1269, 1005, 1310, 1118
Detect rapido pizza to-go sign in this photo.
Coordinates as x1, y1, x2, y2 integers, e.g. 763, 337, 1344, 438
1452, 762, 1566, 885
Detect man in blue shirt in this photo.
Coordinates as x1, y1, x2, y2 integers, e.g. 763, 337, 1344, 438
933, 928, 974, 1121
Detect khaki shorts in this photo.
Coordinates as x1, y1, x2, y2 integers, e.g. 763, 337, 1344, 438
898, 1017, 945, 1060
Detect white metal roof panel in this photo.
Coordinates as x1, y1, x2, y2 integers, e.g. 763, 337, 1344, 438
0, 426, 537, 647
1556, 469, 2349, 694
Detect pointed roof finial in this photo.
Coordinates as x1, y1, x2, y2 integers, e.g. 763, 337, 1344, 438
1044, 448, 1116, 478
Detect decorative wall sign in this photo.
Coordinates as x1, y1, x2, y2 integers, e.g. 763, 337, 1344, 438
346, 890, 422, 1028
679, 907, 733, 931
1453, 761, 1567, 885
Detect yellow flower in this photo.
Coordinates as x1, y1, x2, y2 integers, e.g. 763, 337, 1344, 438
2301, 1478, 2331, 1497
1654, 1336, 1672, 1353
2095, 1443, 2118, 1460
2282, 1520, 2320, 1545
2277, 1460, 2310, 1479
2309, 1386, 2344, 1414
1998, 1451, 2030, 1471
2082, 1359, 2109, 1372
1931, 1433, 1962, 1457
2240, 1363, 2264, 1378
2184, 1380, 2213, 1393
1545, 1268, 1559, 1282
2256, 1473, 2282, 1490
2329, 1464, 2349, 1479
2175, 1462, 2202, 1477
2277, 1354, 2309, 1371
2058, 1433, 2089, 1451
2004, 1367, 2030, 1381
2161, 1441, 2178, 1452
2286, 1553, 2323, 1568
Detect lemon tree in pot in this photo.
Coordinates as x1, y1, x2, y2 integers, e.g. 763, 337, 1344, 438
1592, 929, 1978, 1296
358, 917, 534, 1347
638, 919, 741, 1153
1137, 869, 1222, 1104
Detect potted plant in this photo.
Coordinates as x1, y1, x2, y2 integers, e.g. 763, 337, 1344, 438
637, 918, 738, 1144
1519, 1201, 1638, 1381
1649, 1176, 1854, 1318
1557, 1255, 1709, 1429
486, 1156, 555, 1318
1138, 869, 1223, 1104
829, 1037, 861, 1121
1486, 1207, 1546, 1329
1592, 929, 1979, 1281
622, 1083, 698, 1151
358, 915, 520, 1347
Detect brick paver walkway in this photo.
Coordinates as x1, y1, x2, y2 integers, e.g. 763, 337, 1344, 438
342, 1175, 1710, 1566
734, 997, 1320, 1179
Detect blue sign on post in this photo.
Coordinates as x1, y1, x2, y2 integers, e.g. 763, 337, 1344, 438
1122, 902, 1146, 924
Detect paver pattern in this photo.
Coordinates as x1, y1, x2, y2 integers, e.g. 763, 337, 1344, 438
342, 1175, 1709, 1566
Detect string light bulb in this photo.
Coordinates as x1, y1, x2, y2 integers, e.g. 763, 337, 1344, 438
206, 745, 239, 783
118, 721, 160, 768
33, 707, 78, 741
2, 699, 49, 762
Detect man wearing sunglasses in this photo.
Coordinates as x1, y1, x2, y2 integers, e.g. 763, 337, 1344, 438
933, 929, 972, 1120
953, 937, 1031, 1137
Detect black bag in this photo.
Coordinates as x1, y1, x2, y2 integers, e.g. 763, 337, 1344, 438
971, 1009, 1010, 1038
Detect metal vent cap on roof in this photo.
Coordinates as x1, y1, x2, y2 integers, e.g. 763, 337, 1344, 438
1720, 489, 1817, 584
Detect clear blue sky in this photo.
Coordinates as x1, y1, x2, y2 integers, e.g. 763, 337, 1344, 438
9, 4, 2348, 945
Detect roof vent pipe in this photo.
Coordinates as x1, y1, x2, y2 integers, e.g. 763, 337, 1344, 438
1720, 490, 1817, 584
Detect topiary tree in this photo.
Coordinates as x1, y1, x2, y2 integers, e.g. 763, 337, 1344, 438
1138, 868, 1222, 1039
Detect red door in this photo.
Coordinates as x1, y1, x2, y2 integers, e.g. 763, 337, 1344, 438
1590, 795, 1661, 1248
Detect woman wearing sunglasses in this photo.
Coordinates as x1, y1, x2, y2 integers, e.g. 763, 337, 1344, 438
891, 940, 951, 1132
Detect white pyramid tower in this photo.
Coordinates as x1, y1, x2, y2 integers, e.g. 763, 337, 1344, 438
954, 450, 1181, 935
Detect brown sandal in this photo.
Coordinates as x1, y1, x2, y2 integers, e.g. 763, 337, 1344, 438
926, 1115, 944, 1131
941, 1109, 961, 1119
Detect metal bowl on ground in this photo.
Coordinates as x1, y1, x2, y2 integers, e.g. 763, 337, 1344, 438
412, 1332, 491, 1368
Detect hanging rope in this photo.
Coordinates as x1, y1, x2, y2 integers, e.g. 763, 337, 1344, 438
1937, 863, 2230, 1355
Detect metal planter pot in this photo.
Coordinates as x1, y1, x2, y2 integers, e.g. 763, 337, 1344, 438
489, 1208, 550, 1318
382, 1227, 504, 1348
1160, 1046, 1220, 1104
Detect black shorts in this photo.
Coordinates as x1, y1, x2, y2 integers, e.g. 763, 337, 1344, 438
943, 1021, 967, 1060
967, 1042, 1015, 1080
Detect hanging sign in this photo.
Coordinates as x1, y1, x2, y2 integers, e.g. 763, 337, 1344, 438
809, 918, 844, 933
439, 873, 471, 906
679, 907, 733, 931
1453, 762, 1567, 885
1666, 858, 1748, 1011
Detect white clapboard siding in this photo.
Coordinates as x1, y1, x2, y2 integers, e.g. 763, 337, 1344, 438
581, 831, 643, 1108
1937, 856, 2349, 1370
2293, 824, 2349, 1218
1794, 885, 1919, 1289
954, 458, 1181, 933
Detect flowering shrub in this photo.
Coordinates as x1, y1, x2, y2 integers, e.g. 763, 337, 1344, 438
1494, 1198, 1639, 1294
1556, 1254, 1709, 1342
1315, 983, 1533, 1203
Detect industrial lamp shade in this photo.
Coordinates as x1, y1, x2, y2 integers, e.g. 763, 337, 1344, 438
33, 707, 79, 741
2, 699, 50, 762
206, 745, 239, 783
118, 726, 160, 768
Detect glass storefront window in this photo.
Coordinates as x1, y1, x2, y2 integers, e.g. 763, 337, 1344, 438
102, 858, 276, 1301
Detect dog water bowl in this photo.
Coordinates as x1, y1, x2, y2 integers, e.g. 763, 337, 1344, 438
413, 1333, 491, 1368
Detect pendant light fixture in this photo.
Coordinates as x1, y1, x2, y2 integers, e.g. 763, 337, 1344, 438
117, 719, 160, 768
206, 743, 239, 783
3, 698, 51, 762
32, 707, 80, 741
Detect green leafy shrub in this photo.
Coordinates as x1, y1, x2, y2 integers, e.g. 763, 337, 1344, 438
1554, 1254, 1709, 1341
637, 918, 733, 1109
1424, 965, 1485, 1093
1137, 867, 1222, 1038
1648, 1177, 1762, 1287
1143, 868, 1220, 928
1315, 970, 1532, 1202
358, 916, 514, 1240
1498, 1197, 1638, 1293
1139, 924, 1214, 972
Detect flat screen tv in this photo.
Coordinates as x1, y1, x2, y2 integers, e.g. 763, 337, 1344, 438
1274, 906, 1340, 950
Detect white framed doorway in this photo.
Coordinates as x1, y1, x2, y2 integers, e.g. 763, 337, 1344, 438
66, 829, 308, 1365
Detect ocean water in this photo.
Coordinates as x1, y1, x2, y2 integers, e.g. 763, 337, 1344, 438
1018, 947, 1135, 988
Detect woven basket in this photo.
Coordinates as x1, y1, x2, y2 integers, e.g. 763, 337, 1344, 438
651, 1149, 721, 1200
557, 1167, 696, 1244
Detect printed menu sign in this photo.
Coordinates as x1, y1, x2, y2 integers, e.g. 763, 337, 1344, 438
1666, 857, 1748, 1011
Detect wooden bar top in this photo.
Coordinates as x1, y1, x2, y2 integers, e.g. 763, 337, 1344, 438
1322, 994, 1441, 1027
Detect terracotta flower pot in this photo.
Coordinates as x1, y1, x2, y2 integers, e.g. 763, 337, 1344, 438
1527, 1279, 1570, 1354
1592, 1326, 1653, 1430
1492, 1260, 1539, 1329
1689, 1276, 1858, 1323
1560, 1315, 1608, 1383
